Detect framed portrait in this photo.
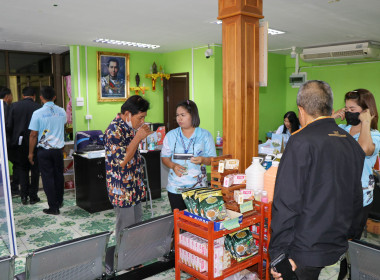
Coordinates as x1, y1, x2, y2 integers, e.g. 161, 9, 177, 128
97, 51, 130, 102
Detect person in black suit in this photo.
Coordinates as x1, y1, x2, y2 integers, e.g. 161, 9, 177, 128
269, 80, 365, 280
0, 86, 19, 196
7, 87, 41, 204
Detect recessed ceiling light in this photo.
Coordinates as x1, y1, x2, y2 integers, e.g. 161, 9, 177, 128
93, 38, 160, 49
268, 28, 285, 35
210, 20, 222, 25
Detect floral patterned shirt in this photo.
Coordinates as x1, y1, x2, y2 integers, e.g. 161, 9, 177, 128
104, 114, 145, 208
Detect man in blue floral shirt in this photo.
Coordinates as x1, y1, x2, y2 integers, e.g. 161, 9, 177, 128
104, 95, 152, 240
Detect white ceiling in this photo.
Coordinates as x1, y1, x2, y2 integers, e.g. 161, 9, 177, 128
1, 0, 380, 55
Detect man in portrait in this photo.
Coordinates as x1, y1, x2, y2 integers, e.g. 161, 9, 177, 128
101, 58, 125, 97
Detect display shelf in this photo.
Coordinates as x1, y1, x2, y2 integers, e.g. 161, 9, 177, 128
177, 254, 261, 280
63, 142, 74, 188
262, 202, 272, 279
174, 202, 265, 280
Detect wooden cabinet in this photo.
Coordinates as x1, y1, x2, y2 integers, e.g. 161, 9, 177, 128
174, 203, 265, 280
73, 154, 113, 213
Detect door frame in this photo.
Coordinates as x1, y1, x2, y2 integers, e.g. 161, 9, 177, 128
163, 72, 189, 131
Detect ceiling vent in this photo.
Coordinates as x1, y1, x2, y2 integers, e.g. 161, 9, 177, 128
300, 41, 380, 64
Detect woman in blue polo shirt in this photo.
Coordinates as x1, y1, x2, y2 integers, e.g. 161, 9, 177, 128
334, 89, 380, 280
161, 100, 216, 211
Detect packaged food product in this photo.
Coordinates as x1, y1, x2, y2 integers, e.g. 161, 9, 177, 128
233, 174, 246, 185
227, 227, 257, 262
225, 159, 239, 169
198, 190, 227, 221
223, 174, 234, 187
234, 190, 244, 204
241, 189, 255, 200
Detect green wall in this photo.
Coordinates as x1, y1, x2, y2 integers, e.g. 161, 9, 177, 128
70, 45, 165, 134
258, 53, 287, 142
284, 57, 380, 124
70, 45, 223, 144
70, 45, 380, 147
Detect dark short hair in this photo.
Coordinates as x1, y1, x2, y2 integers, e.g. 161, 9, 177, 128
121, 95, 150, 115
297, 80, 333, 117
22, 86, 37, 97
40, 86, 56, 101
345, 89, 378, 130
107, 58, 119, 68
0, 87, 12, 99
176, 100, 200, 127
282, 111, 300, 134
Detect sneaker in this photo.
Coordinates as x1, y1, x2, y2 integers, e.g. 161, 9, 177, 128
29, 197, 41, 205
43, 208, 60, 215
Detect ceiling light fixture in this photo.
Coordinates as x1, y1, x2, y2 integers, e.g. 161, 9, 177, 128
268, 28, 285, 35
210, 20, 222, 25
93, 38, 160, 49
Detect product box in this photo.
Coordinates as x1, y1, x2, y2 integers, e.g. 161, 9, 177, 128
223, 174, 234, 187
156, 126, 166, 146
225, 159, 239, 169
233, 174, 246, 185
241, 189, 254, 200
184, 209, 243, 231
234, 190, 244, 204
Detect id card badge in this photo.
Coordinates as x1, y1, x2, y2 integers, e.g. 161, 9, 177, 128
173, 153, 194, 160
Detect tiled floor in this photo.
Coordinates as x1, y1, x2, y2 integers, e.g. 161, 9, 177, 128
2, 188, 380, 279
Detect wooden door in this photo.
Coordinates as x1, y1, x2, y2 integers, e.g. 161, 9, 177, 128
163, 73, 189, 132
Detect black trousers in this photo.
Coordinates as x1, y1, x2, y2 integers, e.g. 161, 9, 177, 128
15, 145, 39, 199
294, 265, 323, 280
167, 191, 187, 212
7, 147, 20, 193
37, 148, 64, 210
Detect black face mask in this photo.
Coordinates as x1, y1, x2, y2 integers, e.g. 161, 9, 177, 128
345, 111, 361, 126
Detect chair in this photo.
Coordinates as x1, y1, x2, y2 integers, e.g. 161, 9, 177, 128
369, 170, 380, 221
0, 255, 14, 280
349, 239, 380, 279
106, 213, 174, 277
140, 154, 154, 218
15, 231, 110, 280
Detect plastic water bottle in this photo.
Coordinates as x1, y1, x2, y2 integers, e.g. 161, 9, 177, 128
216, 131, 222, 146
245, 157, 266, 190
263, 161, 279, 202
262, 155, 273, 170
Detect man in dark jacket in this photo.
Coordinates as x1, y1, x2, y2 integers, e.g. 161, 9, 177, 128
1, 86, 19, 196
269, 80, 365, 280
7, 87, 41, 204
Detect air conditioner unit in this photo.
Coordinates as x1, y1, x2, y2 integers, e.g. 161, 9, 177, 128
300, 41, 380, 64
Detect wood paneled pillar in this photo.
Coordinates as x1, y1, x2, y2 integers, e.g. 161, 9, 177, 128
218, 0, 263, 171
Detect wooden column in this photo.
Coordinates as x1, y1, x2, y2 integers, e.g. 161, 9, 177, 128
218, 0, 263, 171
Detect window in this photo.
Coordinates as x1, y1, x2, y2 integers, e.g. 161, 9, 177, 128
9, 52, 52, 74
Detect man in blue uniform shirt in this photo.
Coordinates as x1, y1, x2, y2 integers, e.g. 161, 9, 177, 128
28, 86, 67, 215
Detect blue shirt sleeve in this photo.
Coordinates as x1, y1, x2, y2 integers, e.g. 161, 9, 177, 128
161, 133, 172, 158
28, 111, 39, 131
203, 130, 217, 157
371, 130, 380, 157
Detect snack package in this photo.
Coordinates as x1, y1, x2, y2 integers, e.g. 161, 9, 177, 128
234, 190, 244, 204
241, 189, 255, 200
223, 174, 234, 187
233, 174, 246, 185
228, 227, 257, 262
198, 190, 227, 221
225, 159, 239, 169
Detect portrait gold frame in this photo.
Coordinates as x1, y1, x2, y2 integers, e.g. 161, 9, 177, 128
97, 51, 130, 102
